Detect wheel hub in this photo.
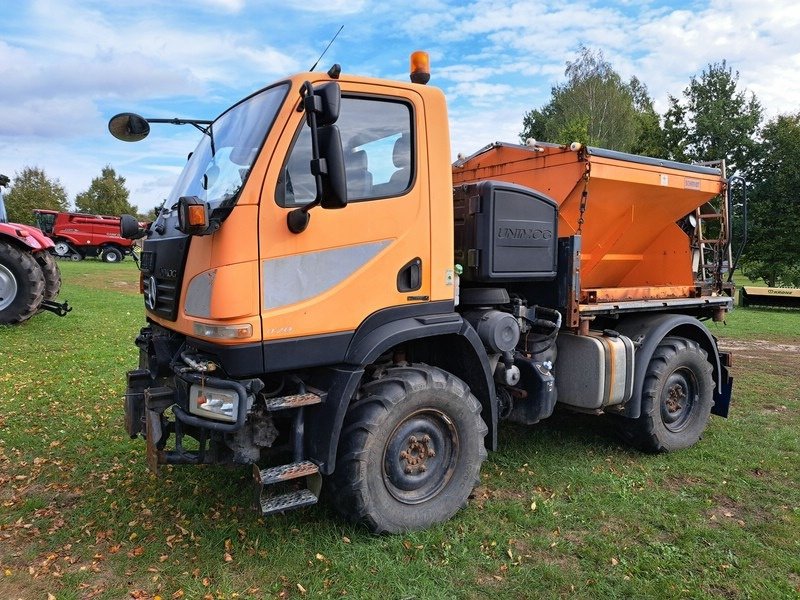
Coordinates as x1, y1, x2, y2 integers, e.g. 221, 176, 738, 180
660, 368, 697, 432
383, 409, 458, 504
665, 383, 686, 413
0, 263, 18, 311
399, 434, 436, 475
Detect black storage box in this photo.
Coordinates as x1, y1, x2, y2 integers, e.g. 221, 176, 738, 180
454, 180, 558, 282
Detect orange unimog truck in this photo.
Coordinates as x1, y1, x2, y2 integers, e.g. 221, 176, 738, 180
113, 54, 734, 533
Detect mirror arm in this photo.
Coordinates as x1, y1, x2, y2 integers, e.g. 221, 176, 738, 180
287, 83, 326, 234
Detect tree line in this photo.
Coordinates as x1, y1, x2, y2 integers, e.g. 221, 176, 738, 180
3, 165, 142, 224
521, 47, 798, 287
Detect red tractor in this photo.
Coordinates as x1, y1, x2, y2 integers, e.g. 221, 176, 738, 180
0, 175, 70, 324
33, 209, 137, 262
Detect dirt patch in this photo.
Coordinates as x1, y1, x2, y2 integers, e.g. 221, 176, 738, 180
660, 474, 702, 492
72, 270, 140, 295
705, 494, 769, 528
470, 485, 527, 508
718, 338, 800, 357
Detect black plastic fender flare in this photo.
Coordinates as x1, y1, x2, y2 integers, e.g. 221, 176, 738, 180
613, 313, 730, 420
305, 313, 497, 475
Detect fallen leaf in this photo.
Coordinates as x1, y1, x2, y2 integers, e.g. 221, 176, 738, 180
611, 557, 619, 566
224, 553, 233, 562
342, 536, 351, 544
297, 583, 307, 594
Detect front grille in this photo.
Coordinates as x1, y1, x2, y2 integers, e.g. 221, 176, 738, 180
143, 276, 179, 318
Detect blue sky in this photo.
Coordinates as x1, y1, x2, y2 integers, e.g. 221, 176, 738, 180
2, 0, 798, 213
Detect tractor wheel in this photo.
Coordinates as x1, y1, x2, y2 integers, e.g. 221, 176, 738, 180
101, 247, 124, 263
328, 364, 487, 533
70, 252, 83, 261
0, 242, 45, 324
629, 336, 714, 453
53, 241, 71, 257
35, 251, 62, 301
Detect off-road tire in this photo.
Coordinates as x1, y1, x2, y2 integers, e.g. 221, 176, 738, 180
0, 242, 45, 324
101, 246, 124, 263
630, 336, 714, 453
328, 364, 488, 533
35, 251, 61, 300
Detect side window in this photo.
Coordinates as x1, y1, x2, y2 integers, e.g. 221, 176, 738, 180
279, 96, 413, 207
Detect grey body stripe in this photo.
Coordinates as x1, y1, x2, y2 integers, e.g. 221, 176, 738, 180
263, 240, 391, 310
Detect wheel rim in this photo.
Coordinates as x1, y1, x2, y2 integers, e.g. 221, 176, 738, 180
54, 242, 70, 256
660, 367, 698, 432
0, 263, 18, 311
105, 251, 119, 262
383, 408, 459, 504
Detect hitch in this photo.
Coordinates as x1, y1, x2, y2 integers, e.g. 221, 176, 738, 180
40, 299, 72, 317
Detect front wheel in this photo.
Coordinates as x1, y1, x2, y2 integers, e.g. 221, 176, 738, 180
630, 336, 714, 452
328, 364, 487, 533
53, 241, 72, 257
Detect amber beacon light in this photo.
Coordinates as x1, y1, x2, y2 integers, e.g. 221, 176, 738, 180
410, 51, 430, 84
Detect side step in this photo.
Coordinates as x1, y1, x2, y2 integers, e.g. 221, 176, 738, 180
253, 460, 320, 517
265, 389, 325, 411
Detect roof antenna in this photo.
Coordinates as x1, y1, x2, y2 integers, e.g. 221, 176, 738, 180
310, 25, 344, 72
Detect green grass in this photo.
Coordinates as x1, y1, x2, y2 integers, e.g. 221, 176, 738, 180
1, 261, 799, 599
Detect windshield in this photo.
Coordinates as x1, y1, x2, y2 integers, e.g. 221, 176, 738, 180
167, 83, 289, 216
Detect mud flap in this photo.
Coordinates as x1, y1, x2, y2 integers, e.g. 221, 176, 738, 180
145, 409, 164, 475
143, 386, 175, 475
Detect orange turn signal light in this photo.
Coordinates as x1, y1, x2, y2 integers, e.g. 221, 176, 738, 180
187, 204, 207, 227
410, 51, 430, 85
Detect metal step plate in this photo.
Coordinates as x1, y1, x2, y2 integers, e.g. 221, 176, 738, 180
258, 488, 318, 517
265, 392, 323, 411
254, 460, 319, 486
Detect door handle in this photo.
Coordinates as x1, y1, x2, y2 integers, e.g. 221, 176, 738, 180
397, 258, 422, 292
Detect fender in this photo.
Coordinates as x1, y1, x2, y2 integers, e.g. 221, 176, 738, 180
304, 303, 497, 474
613, 313, 730, 419
0, 222, 54, 251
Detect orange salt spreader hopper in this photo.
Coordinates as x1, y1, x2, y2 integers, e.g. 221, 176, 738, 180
453, 141, 728, 305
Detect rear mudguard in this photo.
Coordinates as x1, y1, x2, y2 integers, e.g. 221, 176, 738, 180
613, 313, 731, 419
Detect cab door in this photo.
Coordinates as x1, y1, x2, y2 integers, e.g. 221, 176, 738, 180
258, 81, 432, 348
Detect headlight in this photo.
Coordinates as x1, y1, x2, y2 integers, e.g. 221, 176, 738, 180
188, 385, 239, 422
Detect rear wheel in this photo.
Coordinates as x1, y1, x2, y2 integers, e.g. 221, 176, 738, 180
630, 336, 714, 452
328, 364, 487, 533
101, 246, 124, 263
0, 242, 45, 324
35, 251, 61, 300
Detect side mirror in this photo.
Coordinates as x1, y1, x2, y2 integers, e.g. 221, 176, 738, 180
318, 125, 347, 209
120, 214, 148, 239
108, 113, 150, 142
304, 82, 341, 127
